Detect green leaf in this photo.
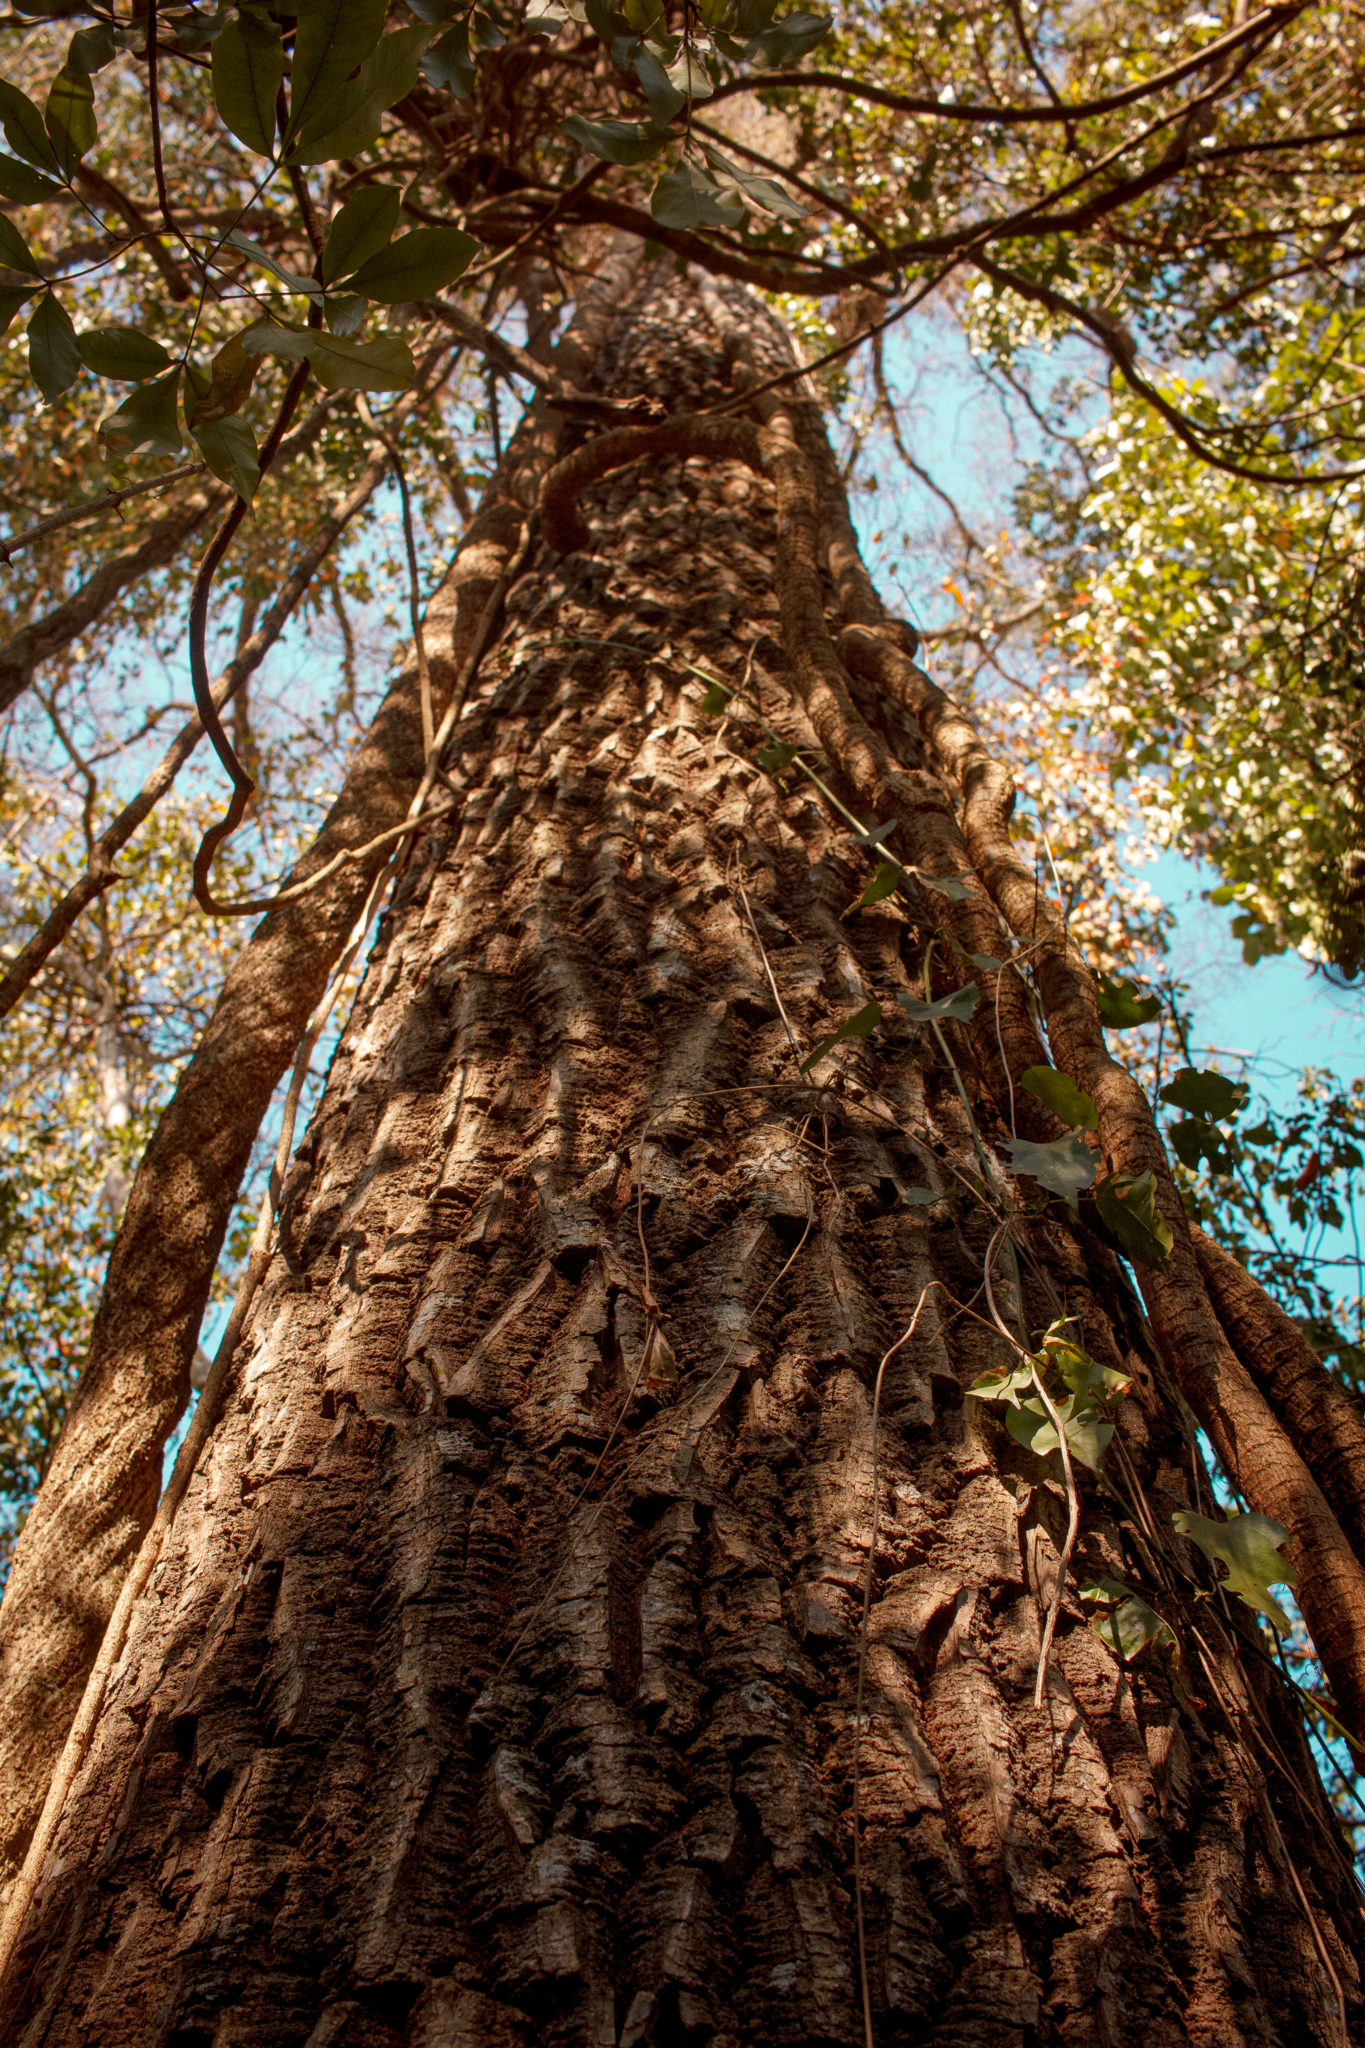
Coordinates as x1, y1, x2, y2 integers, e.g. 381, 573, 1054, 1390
289, 23, 430, 167
746, 8, 832, 63
899, 1185, 939, 1206
562, 113, 668, 166
634, 45, 685, 124
1003, 1130, 1097, 1199
1159, 1065, 1247, 1124
192, 414, 260, 503
0, 80, 60, 176
799, 1000, 882, 1073
285, 0, 388, 147
913, 868, 970, 901
897, 983, 980, 1025
1094, 1167, 1173, 1270
966, 1362, 1034, 1406
77, 324, 172, 381
0, 152, 61, 201
419, 19, 476, 96
0, 283, 38, 335
1171, 1508, 1296, 1634
699, 679, 732, 714
1095, 971, 1161, 1028
322, 184, 400, 284
701, 141, 806, 219
843, 862, 901, 918
224, 228, 321, 298
0, 212, 40, 275
1168, 1117, 1232, 1174
1081, 1578, 1175, 1662
1020, 1064, 1098, 1130
27, 292, 81, 401
98, 367, 184, 458
211, 9, 284, 157
651, 161, 746, 232
185, 331, 258, 426
241, 320, 415, 394
66, 22, 117, 73
308, 329, 414, 391
44, 64, 95, 176
323, 292, 367, 337
756, 738, 798, 774
345, 224, 480, 303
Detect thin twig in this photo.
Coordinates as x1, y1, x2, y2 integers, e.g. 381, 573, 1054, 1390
0, 464, 207, 565
853, 1285, 938, 2048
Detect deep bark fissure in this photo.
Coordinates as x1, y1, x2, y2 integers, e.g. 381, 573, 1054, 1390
2, 265, 1363, 2046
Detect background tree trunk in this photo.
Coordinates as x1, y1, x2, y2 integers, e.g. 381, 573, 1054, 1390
3, 269, 1360, 2047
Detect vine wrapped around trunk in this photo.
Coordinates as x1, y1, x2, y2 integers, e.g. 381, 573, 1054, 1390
2, 267, 1360, 2048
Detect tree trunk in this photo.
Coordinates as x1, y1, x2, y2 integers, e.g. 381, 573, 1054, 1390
2, 267, 1360, 2047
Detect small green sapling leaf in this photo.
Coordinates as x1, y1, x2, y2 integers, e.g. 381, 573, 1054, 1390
1171, 1508, 1296, 1634
799, 1000, 882, 1073
1020, 1064, 1098, 1130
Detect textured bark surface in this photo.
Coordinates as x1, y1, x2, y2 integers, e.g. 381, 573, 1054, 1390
4, 273, 1362, 2046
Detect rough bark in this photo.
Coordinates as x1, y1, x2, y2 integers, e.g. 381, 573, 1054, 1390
2, 270, 1362, 2046
0, 252, 639, 1896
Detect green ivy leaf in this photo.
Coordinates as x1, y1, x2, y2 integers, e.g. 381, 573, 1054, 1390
0, 152, 61, 201
211, 9, 284, 157
27, 291, 81, 401
966, 1362, 1034, 1406
345, 224, 480, 303
1171, 1507, 1296, 1634
98, 367, 184, 457
1159, 1065, 1247, 1124
1094, 1167, 1173, 1269
0, 212, 40, 275
419, 19, 476, 96
1095, 971, 1161, 1028
0, 79, 61, 176
562, 113, 669, 166
699, 679, 732, 714
192, 413, 260, 503
322, 184, 400, 285
44, 64, 95, 176
289, 24, 430, 167
914, 868, 971, 901
77, 325, 172, 381
897, 983, 980, 1025
1167, 1117, 1232, 1174
1081, 1578, 1175, 1662
843, 861, 901, 918
755, 738, 798, 774
1003, 1130, 1097, 1199
1006, 1393, 1113, 1471
1020, 1064, 1098, 1130
799, 1000, 882, 1073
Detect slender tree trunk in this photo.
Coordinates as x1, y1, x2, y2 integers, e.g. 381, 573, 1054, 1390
2, 269, 1361, 2046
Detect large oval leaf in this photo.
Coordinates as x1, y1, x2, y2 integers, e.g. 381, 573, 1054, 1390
345, 224, 479, 303
286, 0, 388, 147
77, 324, 172, 381
98, 367, 184, 458
44, 63, 95, 177
211, 11, 284, 158
0, 79, 60, 176
0, 151, 61, 202
28, 291, 81, 402
322, 184, 400, 285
